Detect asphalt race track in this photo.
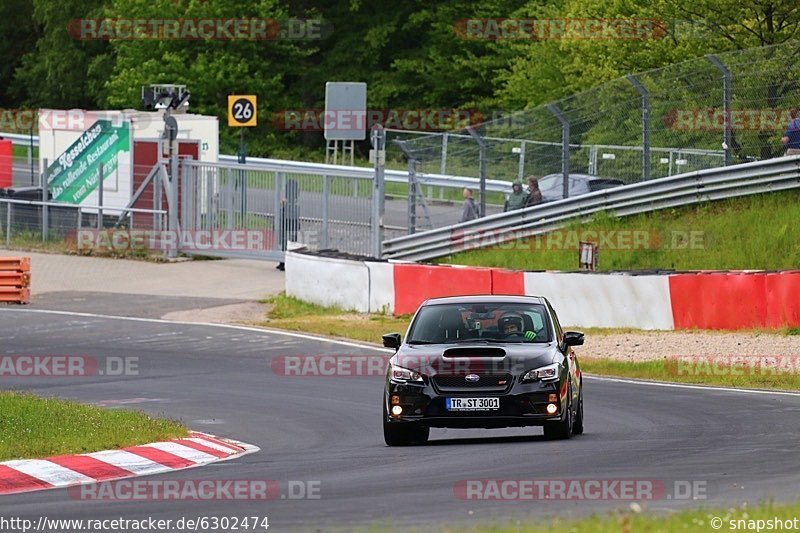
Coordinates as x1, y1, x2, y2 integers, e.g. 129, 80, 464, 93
2, 308, 800, 531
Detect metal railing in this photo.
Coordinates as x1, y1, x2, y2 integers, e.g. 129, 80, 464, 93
0, 132, 511, 194
0, 197, 167, 249
382, 155, 800, 262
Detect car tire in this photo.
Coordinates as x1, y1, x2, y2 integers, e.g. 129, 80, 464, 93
572, 384, 584, 435
543, 382, 573, 440
383, 411, 429, 446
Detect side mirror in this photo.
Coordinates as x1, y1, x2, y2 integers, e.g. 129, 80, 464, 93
382, 333, 402, 349
563, 331, 584, 347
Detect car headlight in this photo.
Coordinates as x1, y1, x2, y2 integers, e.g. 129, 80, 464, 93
521, 363, 561, 383
390, 363, 423, 382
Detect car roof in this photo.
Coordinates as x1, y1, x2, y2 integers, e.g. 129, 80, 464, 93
421, 295, 546, 306
540, 173, 618, 182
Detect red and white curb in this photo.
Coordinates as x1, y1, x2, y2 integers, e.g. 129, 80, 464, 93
0, 431, 259, 495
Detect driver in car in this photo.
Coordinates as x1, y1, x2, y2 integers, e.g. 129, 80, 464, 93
498, 312, 537, 341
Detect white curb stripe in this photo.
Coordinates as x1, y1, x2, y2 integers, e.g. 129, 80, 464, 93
2, 460, 95, 487
184, 438, 239, 455
84, 450, 165, 475
142, 442, 218, 464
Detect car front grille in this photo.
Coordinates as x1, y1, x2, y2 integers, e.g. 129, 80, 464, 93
432, 373, 513, 393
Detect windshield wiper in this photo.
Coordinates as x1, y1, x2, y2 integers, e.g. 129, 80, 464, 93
407, 340, 435, 345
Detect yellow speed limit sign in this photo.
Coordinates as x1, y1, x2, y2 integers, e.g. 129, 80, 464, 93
228, 95, 257, 127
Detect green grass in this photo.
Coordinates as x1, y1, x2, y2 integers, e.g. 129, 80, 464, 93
439, 190, 800, 271
459, 500, 800, 533
256, 294, 800, 390
257, 294, 412, 342
0, 392, 187, 461
581, 357, 800, 391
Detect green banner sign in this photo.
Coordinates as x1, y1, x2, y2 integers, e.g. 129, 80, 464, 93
47, 120, 130, 204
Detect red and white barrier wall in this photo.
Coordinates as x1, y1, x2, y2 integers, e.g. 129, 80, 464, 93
285, 252, 800, 330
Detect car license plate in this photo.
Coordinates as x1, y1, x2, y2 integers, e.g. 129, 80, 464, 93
446, 397, 499, 411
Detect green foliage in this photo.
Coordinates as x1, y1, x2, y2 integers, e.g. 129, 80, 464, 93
3, 0, 800, 158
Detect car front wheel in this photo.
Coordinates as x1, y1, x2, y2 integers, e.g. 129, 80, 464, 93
572, 383, 584, 435
543, 382, 573, 440
383, 410, 429, 446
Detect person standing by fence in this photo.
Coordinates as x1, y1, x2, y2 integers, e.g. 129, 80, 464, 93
525, 176, 543, 207
460, 187, 479, 222
504, 180, 527, 211
781, 109, 800, 156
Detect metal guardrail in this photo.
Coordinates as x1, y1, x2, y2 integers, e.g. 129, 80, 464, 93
382, 155, 800, 262
0, 132, 510, 193
218, 154, 509, 193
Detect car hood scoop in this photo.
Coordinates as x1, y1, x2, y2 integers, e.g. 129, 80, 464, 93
442, 346, 506, 358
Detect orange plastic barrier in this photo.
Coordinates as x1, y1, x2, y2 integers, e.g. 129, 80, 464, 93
0, 257, 31, 304
491, 268, 525, 295
669, 271, 799, 330
393, 264, 492, 315
393, 264, 526, 315
0, 139, 11, 189
765, 271, 800, 328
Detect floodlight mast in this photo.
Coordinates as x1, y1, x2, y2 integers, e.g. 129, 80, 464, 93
141, 84, 190, 113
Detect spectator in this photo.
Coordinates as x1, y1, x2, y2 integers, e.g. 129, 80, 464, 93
524, 176, 543, 207
460, 187, 479, 222
503, 180, 527, 211
781, 109, 800, 156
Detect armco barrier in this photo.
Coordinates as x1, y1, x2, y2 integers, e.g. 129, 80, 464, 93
284, 251, 800, 330
0, 257, 31, 304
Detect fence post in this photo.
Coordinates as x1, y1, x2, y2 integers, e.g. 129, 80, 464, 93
168, 153, 179, 258
41, 158, 48, 241
180, 158, 190, 231
440, 132, 448, 175
707, 54, 732, 166
547, 104, 570, 198
466, 126, 486, 217
439, 133, 447, 199
97, 162, 104, 230
28, 129, 34, 186
321, 174, 329, 248
370, 125, 386, 258
626, 74, 650, 181
154, 158, 162, 231
518, 141, 526, 181
274, 172, 285, 255
408, 158, 417, 234
5, 202, 10, 248
226, 166, 235, 230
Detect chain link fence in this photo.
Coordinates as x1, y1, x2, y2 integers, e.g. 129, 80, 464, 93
387, 40, 800, 202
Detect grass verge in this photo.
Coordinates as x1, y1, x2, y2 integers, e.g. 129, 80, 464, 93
257, 294, 800, 391
461, 500, 799, 533
0, 391, 187, 461
259, 294, 411, 343
581, 357, 800, 391
438, 189, 800, 271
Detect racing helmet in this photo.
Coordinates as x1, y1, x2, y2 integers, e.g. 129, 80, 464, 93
498, 312, 524, 333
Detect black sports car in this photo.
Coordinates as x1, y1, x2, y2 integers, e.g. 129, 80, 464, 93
382, 295, 584, 446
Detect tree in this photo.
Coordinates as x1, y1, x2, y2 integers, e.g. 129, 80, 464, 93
12, 0, 110, 109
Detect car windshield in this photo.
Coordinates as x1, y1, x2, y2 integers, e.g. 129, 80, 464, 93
407, 302, 552, 344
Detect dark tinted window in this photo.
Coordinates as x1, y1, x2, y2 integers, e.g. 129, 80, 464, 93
407, 302, 552, 344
